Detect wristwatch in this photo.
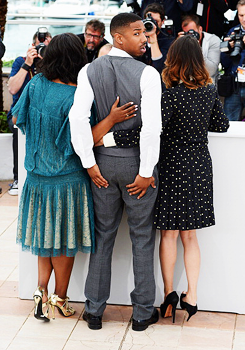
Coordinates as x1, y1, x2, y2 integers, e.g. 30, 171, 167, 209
21, 62, 31, 71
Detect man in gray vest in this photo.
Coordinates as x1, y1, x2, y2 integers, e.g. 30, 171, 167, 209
69, 12, 162, 331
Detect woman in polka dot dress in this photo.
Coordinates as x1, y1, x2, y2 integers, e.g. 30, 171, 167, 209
155, 35, 229, 323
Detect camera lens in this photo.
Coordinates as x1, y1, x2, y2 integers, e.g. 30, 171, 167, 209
35, 43, 46, 58
144, 20, 154, 32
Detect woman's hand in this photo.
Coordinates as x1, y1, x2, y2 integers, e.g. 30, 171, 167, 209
12, 116, 17, 125
126, 175, 156, 199
91, 97, 137, 145
107, 96, 138, 125
87, 164, 108, 189
94, 139, 103, 147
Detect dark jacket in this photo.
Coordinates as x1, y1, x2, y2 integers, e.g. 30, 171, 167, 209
141, 0, 194, 34
190, 0, 229, 38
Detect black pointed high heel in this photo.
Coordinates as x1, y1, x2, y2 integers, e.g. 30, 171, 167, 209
160, 291, 179, 323
33, 286, 50, 322
180, 293, 197, 321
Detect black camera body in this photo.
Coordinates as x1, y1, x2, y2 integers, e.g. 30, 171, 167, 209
163, 19, 175, 37
229, 27, 244, 61
143, 13, 159, 33
220, 26, 244, 63
184, 29, 200, 41
35, 27, 48, 57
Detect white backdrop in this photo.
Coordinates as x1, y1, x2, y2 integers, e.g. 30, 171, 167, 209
18, 122, 245, 314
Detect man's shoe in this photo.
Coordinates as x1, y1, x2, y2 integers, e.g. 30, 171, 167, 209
83, 311, 102, 330
132, 307, 159, 331
8, 180, 18, 196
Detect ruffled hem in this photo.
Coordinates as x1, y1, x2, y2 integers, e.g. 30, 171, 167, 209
17, 171, 94, 257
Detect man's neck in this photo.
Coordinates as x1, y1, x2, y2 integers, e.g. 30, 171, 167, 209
199, 32, 203, 46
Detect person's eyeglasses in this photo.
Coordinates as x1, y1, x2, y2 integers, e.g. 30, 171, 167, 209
85, 33, 103, 40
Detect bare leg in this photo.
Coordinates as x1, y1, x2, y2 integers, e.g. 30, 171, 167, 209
159, 230, 179, 317
38, 256, 53, 301
180, 230, 200, 306
51, 255, 75, 299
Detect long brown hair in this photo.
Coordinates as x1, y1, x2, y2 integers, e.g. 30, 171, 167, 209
162, 35, 212, 89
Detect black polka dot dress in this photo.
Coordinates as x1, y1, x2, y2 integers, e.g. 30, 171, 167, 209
154, 84, 229, 231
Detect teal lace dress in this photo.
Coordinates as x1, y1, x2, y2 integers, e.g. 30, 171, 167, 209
12, 74, 95, 257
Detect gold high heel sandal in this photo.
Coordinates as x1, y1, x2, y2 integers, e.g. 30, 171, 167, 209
33, 286, 50, 322
49, 293, 76, 319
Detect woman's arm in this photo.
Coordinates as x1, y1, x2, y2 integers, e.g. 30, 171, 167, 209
91, 96, 137, 145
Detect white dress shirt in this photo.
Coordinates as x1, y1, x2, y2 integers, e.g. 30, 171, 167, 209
69, 47, 162, 178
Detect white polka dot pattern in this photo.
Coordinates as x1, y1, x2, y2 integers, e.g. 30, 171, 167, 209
154, 83, 229, 230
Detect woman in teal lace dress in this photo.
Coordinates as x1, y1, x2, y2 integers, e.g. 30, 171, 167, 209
12, 33, 136, 321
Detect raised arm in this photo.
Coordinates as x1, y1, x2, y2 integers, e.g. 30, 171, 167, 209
8, 47, 38, 95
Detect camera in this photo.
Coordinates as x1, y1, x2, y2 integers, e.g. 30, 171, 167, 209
184, 29, 200, 41
35, 27, 48, 57
143, 13, 159, 33
162, 18, 175, 37
229, 27, 244, 61
124, 0, 141, 15
220, 26, 244, 63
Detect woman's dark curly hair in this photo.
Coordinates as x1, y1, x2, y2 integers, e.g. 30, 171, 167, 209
39, 33, 87, 84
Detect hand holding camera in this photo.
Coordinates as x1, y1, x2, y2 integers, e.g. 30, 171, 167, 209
220, 27, 245, 63
143, 13, 159, 45
178, 30, 200, 41
143, 13, 160, 34
25, 46, 39, 67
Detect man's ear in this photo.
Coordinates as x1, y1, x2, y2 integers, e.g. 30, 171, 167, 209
114, 32, 123, 45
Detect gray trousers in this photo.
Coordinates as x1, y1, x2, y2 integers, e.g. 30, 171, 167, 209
84, 154, 158, 320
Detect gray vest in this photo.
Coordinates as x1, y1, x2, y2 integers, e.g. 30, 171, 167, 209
87, 55, 146, 157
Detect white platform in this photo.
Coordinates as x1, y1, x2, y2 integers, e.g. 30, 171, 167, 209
0, 133, 13, 180
18, 121, 245, 314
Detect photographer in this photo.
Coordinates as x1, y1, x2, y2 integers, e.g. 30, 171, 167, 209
221, 0, 245, 121
77, 19, 108, 62
178, 14, 220, 84
7, 28, 51, 195
140, 3, 174, 74
139, 0, 194, 34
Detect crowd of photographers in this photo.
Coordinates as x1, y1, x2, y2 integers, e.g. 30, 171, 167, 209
4, 0, 245, 196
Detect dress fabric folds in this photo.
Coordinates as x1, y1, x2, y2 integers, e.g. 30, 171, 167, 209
13, 74, 95, 256
154, 84, 229, 231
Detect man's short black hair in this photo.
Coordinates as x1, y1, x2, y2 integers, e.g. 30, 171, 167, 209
143, 3, 165, 21
110, 12, 142, 36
